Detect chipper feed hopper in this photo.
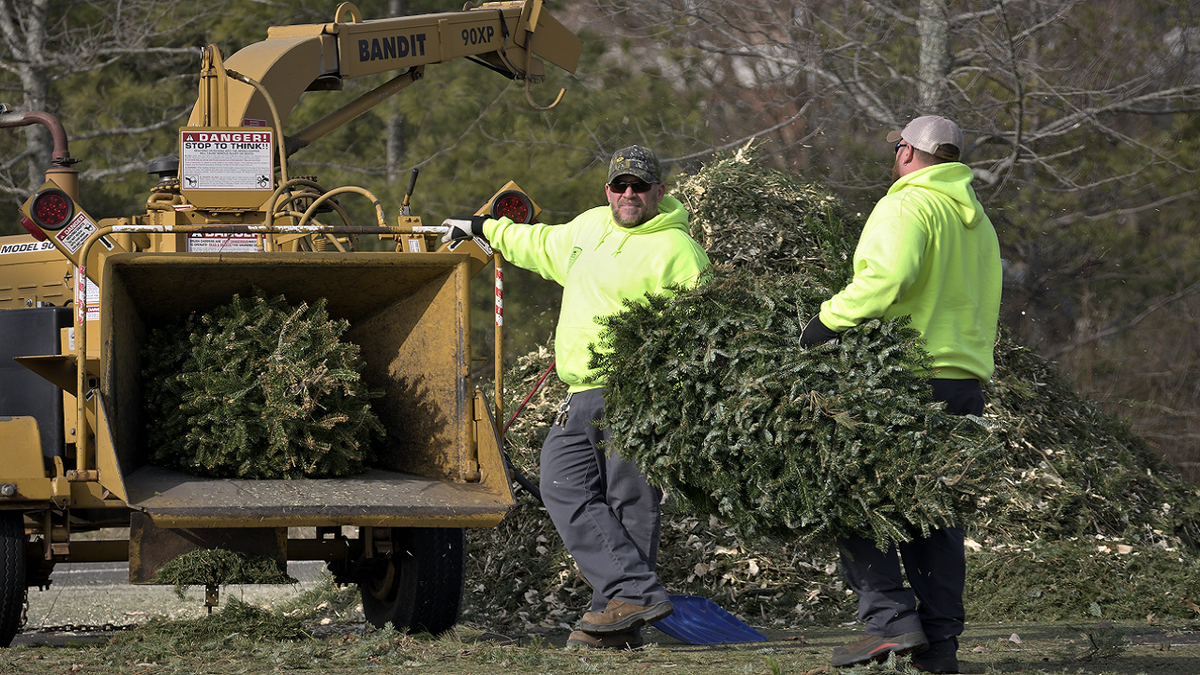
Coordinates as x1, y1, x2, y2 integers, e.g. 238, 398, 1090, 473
0, 1, 581, 645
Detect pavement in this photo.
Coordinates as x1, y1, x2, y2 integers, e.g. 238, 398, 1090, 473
11, 560, 327, 646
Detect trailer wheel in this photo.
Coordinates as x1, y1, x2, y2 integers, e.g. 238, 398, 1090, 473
359, 527, 464, 636
0, 512, 27, 647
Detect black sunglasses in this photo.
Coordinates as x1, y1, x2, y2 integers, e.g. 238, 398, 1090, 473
894, 140, 909, 153
607, 180, 656, 194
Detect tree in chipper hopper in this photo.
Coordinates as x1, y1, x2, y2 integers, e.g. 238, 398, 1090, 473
141, 287, 385, 480
0, 1, 583, 646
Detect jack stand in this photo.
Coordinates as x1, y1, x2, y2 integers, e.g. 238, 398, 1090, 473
205, 584, 220, 614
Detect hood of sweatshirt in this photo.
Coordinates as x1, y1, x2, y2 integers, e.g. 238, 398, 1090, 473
889, 162, 986, 229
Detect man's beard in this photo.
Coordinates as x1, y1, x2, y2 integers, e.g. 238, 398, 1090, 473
612, 201, 655, 227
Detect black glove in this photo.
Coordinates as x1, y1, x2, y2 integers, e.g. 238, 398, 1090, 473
440, 215, 489, 244
799, 314, 841, 347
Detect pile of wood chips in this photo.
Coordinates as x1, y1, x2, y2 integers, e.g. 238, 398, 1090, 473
460, 146, 1200, 631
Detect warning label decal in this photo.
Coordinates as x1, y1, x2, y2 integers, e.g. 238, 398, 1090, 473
55, 212, 98, 254
76, 271, 100, 322
186, 232, 261, 253
180, 128, 274, 191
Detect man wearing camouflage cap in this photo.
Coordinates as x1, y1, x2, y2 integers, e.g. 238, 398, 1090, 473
442, 145, 710, 650
800, 116, 1001, 674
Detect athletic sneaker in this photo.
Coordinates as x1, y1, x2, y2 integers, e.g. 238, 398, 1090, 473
912, 638, 959, 673
579, 599, 674, 635
831, 631, 929, 667
566, 630, 644, 650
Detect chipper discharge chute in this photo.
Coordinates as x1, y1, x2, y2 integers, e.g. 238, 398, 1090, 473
0, 0, 581, 646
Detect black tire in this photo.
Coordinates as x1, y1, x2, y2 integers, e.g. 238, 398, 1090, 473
358, 527, 464, 636
0, 512, 27, 648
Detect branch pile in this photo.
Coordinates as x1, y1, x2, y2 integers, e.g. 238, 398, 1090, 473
597, 147, 1001, 546
153, 549, 296, 598
462, 146, 1200, 630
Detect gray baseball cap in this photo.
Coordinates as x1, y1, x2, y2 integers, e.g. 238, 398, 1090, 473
608, 145, 662, 183
887, 116, 963, 161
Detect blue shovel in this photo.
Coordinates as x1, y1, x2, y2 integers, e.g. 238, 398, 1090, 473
652, 594, 767, 644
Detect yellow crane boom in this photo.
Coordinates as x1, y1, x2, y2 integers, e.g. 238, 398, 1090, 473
189, 0, 582, 155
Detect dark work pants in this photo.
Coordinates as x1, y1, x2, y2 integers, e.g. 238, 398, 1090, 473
838, 378, 983, 646
539, 387, 669, 612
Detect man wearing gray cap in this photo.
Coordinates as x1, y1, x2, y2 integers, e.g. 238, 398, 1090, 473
799, 116, 1002, 673
442, 146, 711, 650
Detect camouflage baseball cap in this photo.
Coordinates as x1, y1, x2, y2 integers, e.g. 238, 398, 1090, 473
608, 145, 662, 183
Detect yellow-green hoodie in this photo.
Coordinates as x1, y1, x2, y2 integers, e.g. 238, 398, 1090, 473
818, 163, 1002, 381
485, 195, 710, 392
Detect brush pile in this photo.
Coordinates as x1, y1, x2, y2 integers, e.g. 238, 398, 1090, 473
460, 145, 1200, 631
153, 549, 296, 598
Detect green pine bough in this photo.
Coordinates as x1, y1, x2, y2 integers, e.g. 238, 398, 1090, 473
142, 287, 384, 479
153, 549, 297, 598
594, 269, 999, 547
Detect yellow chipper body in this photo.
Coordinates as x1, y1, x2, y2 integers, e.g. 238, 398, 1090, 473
0, 1, 581, 644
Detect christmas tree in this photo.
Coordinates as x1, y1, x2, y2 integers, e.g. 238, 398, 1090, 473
142, 287, 383, 479
594, 263, 997, 546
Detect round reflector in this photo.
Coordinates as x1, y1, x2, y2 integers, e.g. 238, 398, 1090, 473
490, 190, 534, 223
30, 188, 74, 230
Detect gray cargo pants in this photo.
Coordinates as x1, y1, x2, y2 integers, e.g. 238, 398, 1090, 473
539, 387, 669, 612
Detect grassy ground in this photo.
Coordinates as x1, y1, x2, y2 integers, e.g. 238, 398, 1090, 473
5, 620, 1200, 674
7, 578, 1200, 674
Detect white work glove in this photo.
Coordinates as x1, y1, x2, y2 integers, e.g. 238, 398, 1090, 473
440, 215, 489, 244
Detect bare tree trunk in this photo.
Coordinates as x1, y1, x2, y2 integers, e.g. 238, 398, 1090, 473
0, 0, 212, 211
1, 0, 53, 187
917, 0, 950, 111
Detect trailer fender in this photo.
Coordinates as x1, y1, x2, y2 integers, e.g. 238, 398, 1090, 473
0, 416, 50, 501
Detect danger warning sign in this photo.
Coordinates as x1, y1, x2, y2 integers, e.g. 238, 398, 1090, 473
187, 232, 261, 253
55, 211, 98, 255
180, 128, 274, 191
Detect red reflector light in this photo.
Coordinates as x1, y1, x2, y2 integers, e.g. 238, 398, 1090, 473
491, 191, 533, 223
30, 189, 73, 230
21, 217, 47, 241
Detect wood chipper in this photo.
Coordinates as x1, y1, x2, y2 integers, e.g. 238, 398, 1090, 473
0, 1, 581, 646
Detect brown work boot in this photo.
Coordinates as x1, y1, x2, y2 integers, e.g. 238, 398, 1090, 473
566, 629, 644, 650
579, 598, 674, 635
